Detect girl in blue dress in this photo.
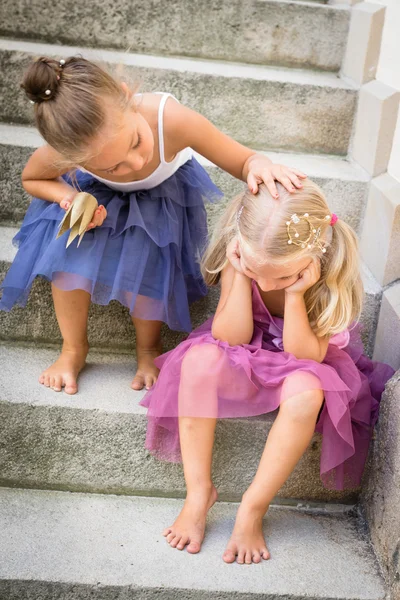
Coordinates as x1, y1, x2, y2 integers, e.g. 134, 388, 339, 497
0, 56, 305, 393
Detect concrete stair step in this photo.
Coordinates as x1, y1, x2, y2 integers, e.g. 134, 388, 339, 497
0, 39, 358, 155
0, 217, 382, 356
0, 123, 370, 229
0, 0, 350, 72
0, 487, 386, 599
0, 344, 358, 503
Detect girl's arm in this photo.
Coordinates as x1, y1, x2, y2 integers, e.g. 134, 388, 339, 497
283, 261, 329, 363
22, 146, 107, 229
22, 145, 77, 205
163, 99, 306, 198
212, 243, 254, 346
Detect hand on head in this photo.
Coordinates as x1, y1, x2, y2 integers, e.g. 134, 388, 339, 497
284, 259, 321, 296
226, 238, 246, 275
246, 156, 307, 198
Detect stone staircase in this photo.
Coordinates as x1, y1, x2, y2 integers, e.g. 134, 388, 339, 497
0, 0, 398, 598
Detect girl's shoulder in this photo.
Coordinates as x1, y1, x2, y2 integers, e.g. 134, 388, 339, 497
136, 92, 183, 134
138, 93, 191, 158
135, 92, 180, 115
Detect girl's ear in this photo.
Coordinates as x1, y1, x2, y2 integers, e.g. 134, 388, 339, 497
120, 82, 133, 99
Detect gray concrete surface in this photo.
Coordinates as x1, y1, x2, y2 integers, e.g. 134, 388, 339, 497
0, 40, 358, 154
0, 0, 350, 71
0, 345, 360, 503
0, 245, 383, 357
362, 373, 400, 600
0, 124, 370, 229
0, 487, 386, 599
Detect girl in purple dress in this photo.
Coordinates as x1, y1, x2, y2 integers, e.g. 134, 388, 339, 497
0, 56, 304, 393
140, 180, 394, 563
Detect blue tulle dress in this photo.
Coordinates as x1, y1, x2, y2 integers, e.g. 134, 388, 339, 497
0, 94, 222, 331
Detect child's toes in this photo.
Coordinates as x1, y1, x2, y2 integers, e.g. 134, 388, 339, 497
252, 550, 261, 564
43, 374, 51, 387
237, 549, 246, 564
177, 536, 189, 550
261, 547, 270, 560
187, 539, 201, 554
163, 527, 172, 537
145, 374, 156, 390
131, 374, 145, 391
245, 550, 253, 564
49, 375, 61, 391
169, 535, 182, 548
166, 531, 176, 544
52, 375, 63, 392
63, 374, 78, 395
222, 547, 237, 564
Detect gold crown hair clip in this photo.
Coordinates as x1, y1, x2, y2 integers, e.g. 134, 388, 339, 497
286, 212, 331, 254
56, 192, 98, 248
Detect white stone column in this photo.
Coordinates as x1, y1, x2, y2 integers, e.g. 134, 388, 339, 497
374, 283, 400, 369
341, 2, 385, 85
360, 174, 400, 287
352, 81, 400, 176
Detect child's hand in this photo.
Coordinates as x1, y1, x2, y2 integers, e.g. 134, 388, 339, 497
226, 238, 245, 274
246, 155, 306, 198
285, 260, 321, 296
85, 205, 107, 231
59, 194, 107, 231
59, 193, 77, 211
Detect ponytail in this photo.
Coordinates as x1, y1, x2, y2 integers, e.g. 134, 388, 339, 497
305, 219, 363, 337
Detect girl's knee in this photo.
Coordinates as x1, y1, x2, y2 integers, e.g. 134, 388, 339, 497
181, 344, 224, 381
280, 388, 324, 424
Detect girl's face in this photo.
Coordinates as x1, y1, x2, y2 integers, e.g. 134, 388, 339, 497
240, 247, 313, 292
83, 106, 154, 178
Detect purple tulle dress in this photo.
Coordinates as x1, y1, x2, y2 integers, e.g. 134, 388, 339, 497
0, 160, 222, 331
140, 281, 394, 490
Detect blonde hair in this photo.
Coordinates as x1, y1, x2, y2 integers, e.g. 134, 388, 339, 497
21, 56, 137, 167
202, 180, 363, 337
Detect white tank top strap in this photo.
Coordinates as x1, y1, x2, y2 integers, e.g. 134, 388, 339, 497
157, 93, 175, 164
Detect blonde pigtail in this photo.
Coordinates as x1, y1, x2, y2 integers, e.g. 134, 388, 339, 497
306, 219, 363, 337
201, 189, 245, 285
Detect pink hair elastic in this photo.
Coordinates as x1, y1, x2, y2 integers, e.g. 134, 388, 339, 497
330, 213, 338, 226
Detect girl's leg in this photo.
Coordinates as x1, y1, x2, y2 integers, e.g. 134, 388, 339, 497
163, 345, 221, 553
131, 318, 163, 390
164, 416, 218, 553
223, 387, 324, 565
39, 285, 90, 394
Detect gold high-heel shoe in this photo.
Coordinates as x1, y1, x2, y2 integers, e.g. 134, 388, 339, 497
56, 192, 98, 248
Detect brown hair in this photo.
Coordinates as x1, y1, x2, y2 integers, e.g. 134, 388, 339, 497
21, 56, 135, 166
201, 180, 363, 337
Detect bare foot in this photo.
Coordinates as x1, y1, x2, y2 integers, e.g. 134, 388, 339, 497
163, 485, 218, 554
223, 502, 270, 564
38, 344, 88, 395
131, 346, 162, 391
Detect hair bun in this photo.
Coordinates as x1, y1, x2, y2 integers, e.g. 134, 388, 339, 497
21, 57, 63, 104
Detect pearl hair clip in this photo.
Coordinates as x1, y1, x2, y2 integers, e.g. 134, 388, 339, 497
286, 212, 332, 254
